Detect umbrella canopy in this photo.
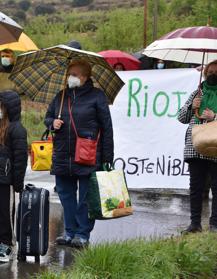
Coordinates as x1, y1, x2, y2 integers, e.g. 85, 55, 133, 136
143, 26, 217, 64
0, 32, 38, 52
9, 45, 124, 104
0, 12, 23, 44
99, 50, 141, 70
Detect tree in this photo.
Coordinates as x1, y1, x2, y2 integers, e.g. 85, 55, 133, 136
14, 10, 26, 22
19, 0, 31, 11
192, 0, 217, 26
96, 9, 144, 51
168, 0, 195, 16
35, 4, 56, 16
72, 0, 93, 7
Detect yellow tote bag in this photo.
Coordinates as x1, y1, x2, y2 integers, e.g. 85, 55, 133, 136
31, 130, 53, 171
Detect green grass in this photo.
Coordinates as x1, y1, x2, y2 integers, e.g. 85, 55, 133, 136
24, 8, 145, 52
36, 232, 217, 279
23, 1, 217, 54
22, 108, 46, 144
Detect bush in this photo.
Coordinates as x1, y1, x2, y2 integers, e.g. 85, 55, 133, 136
72, 0, 93, 7
14, 10, 26, 22
34, 4, 56, 16
21, 101, 47, 144
7, 0, 15, 5
19, 0, 31, 11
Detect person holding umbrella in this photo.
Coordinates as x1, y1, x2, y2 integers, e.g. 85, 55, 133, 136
44, 59, 114, 248
178, 60, 217, 233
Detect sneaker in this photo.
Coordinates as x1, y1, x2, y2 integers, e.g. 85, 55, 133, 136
71, 236, 89, 249
56, 235, 72, 246
0, 243, 12, 263
181, 224, 202, 235
209, 225, 217, 233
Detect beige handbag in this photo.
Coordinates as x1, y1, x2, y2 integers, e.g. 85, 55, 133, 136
192, 121, 217, 157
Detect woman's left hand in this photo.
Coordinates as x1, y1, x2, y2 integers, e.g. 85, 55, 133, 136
200, 108, 215, 121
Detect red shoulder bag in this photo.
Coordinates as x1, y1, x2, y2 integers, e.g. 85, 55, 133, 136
68, 97, 100, 166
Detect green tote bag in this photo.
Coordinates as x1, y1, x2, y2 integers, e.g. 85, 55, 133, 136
87, 166, 133, 220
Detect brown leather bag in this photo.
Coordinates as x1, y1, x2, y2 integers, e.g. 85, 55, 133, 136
192, 121, 217, 157
68, 97, 100, 166
192, 95, 217, 157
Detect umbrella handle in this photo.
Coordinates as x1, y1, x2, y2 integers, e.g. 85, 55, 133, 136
194, 87, 203, 119
195, 108, 202, 119
58, 90, 65, 119
58, 74, 68, 119
195, 52, 205, 120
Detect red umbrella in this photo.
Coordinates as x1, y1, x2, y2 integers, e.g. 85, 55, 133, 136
99, 50, 141, 70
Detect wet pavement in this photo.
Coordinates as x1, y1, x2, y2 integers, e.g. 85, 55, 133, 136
0, 167, 212, 279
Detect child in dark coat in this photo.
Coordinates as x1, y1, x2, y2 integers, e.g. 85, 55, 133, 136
0, 90, 28, 262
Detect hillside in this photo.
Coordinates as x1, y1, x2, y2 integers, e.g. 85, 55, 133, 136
0, 0, 216, 54
0, 0, 143, 20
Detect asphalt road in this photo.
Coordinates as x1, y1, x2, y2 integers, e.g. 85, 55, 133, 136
0, 167, 211, 279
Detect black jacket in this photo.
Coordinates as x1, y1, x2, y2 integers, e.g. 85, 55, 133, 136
44, 79, 114, 176
0, 90, 28, 191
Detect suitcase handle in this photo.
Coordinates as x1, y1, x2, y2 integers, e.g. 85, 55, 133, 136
25, 184, 35, 191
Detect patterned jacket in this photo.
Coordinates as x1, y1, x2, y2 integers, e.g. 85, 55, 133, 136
178, 89, 217, 162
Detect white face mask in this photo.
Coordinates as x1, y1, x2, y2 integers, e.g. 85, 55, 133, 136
67, 75, 81, 88
157, 63, 165, 69
0, 109, 4, 120
1, 57, 12, 67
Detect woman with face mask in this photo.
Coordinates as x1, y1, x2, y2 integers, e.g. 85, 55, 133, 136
0, 90, 28, 262
178, 60, 217, 234
155, 59, 165, 70
44, 59, 114, 248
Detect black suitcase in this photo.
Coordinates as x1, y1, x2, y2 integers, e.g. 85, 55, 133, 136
16, 184, 49, 262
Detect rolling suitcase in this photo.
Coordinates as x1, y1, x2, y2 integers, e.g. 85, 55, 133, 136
16, 184, 49, 262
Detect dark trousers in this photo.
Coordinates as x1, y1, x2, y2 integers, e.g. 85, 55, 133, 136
56, 175, 95, 240
0, 185, 14, 246
189, 159, 217, 226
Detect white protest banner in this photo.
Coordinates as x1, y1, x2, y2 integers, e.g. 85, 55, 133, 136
111, 69, 201, 189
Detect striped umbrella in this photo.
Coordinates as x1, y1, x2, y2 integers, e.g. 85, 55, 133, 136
9, 45, 124, 104
143, 26, 217, 119
143, 26, 217, 65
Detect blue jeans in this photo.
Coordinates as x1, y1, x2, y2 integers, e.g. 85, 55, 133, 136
56, 175, 95, 240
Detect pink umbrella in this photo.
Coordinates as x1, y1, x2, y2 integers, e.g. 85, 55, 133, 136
99, 50, 141, 70
143, 26, 217, 65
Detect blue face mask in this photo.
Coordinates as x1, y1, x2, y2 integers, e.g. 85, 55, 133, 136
157, 63, 165, 69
